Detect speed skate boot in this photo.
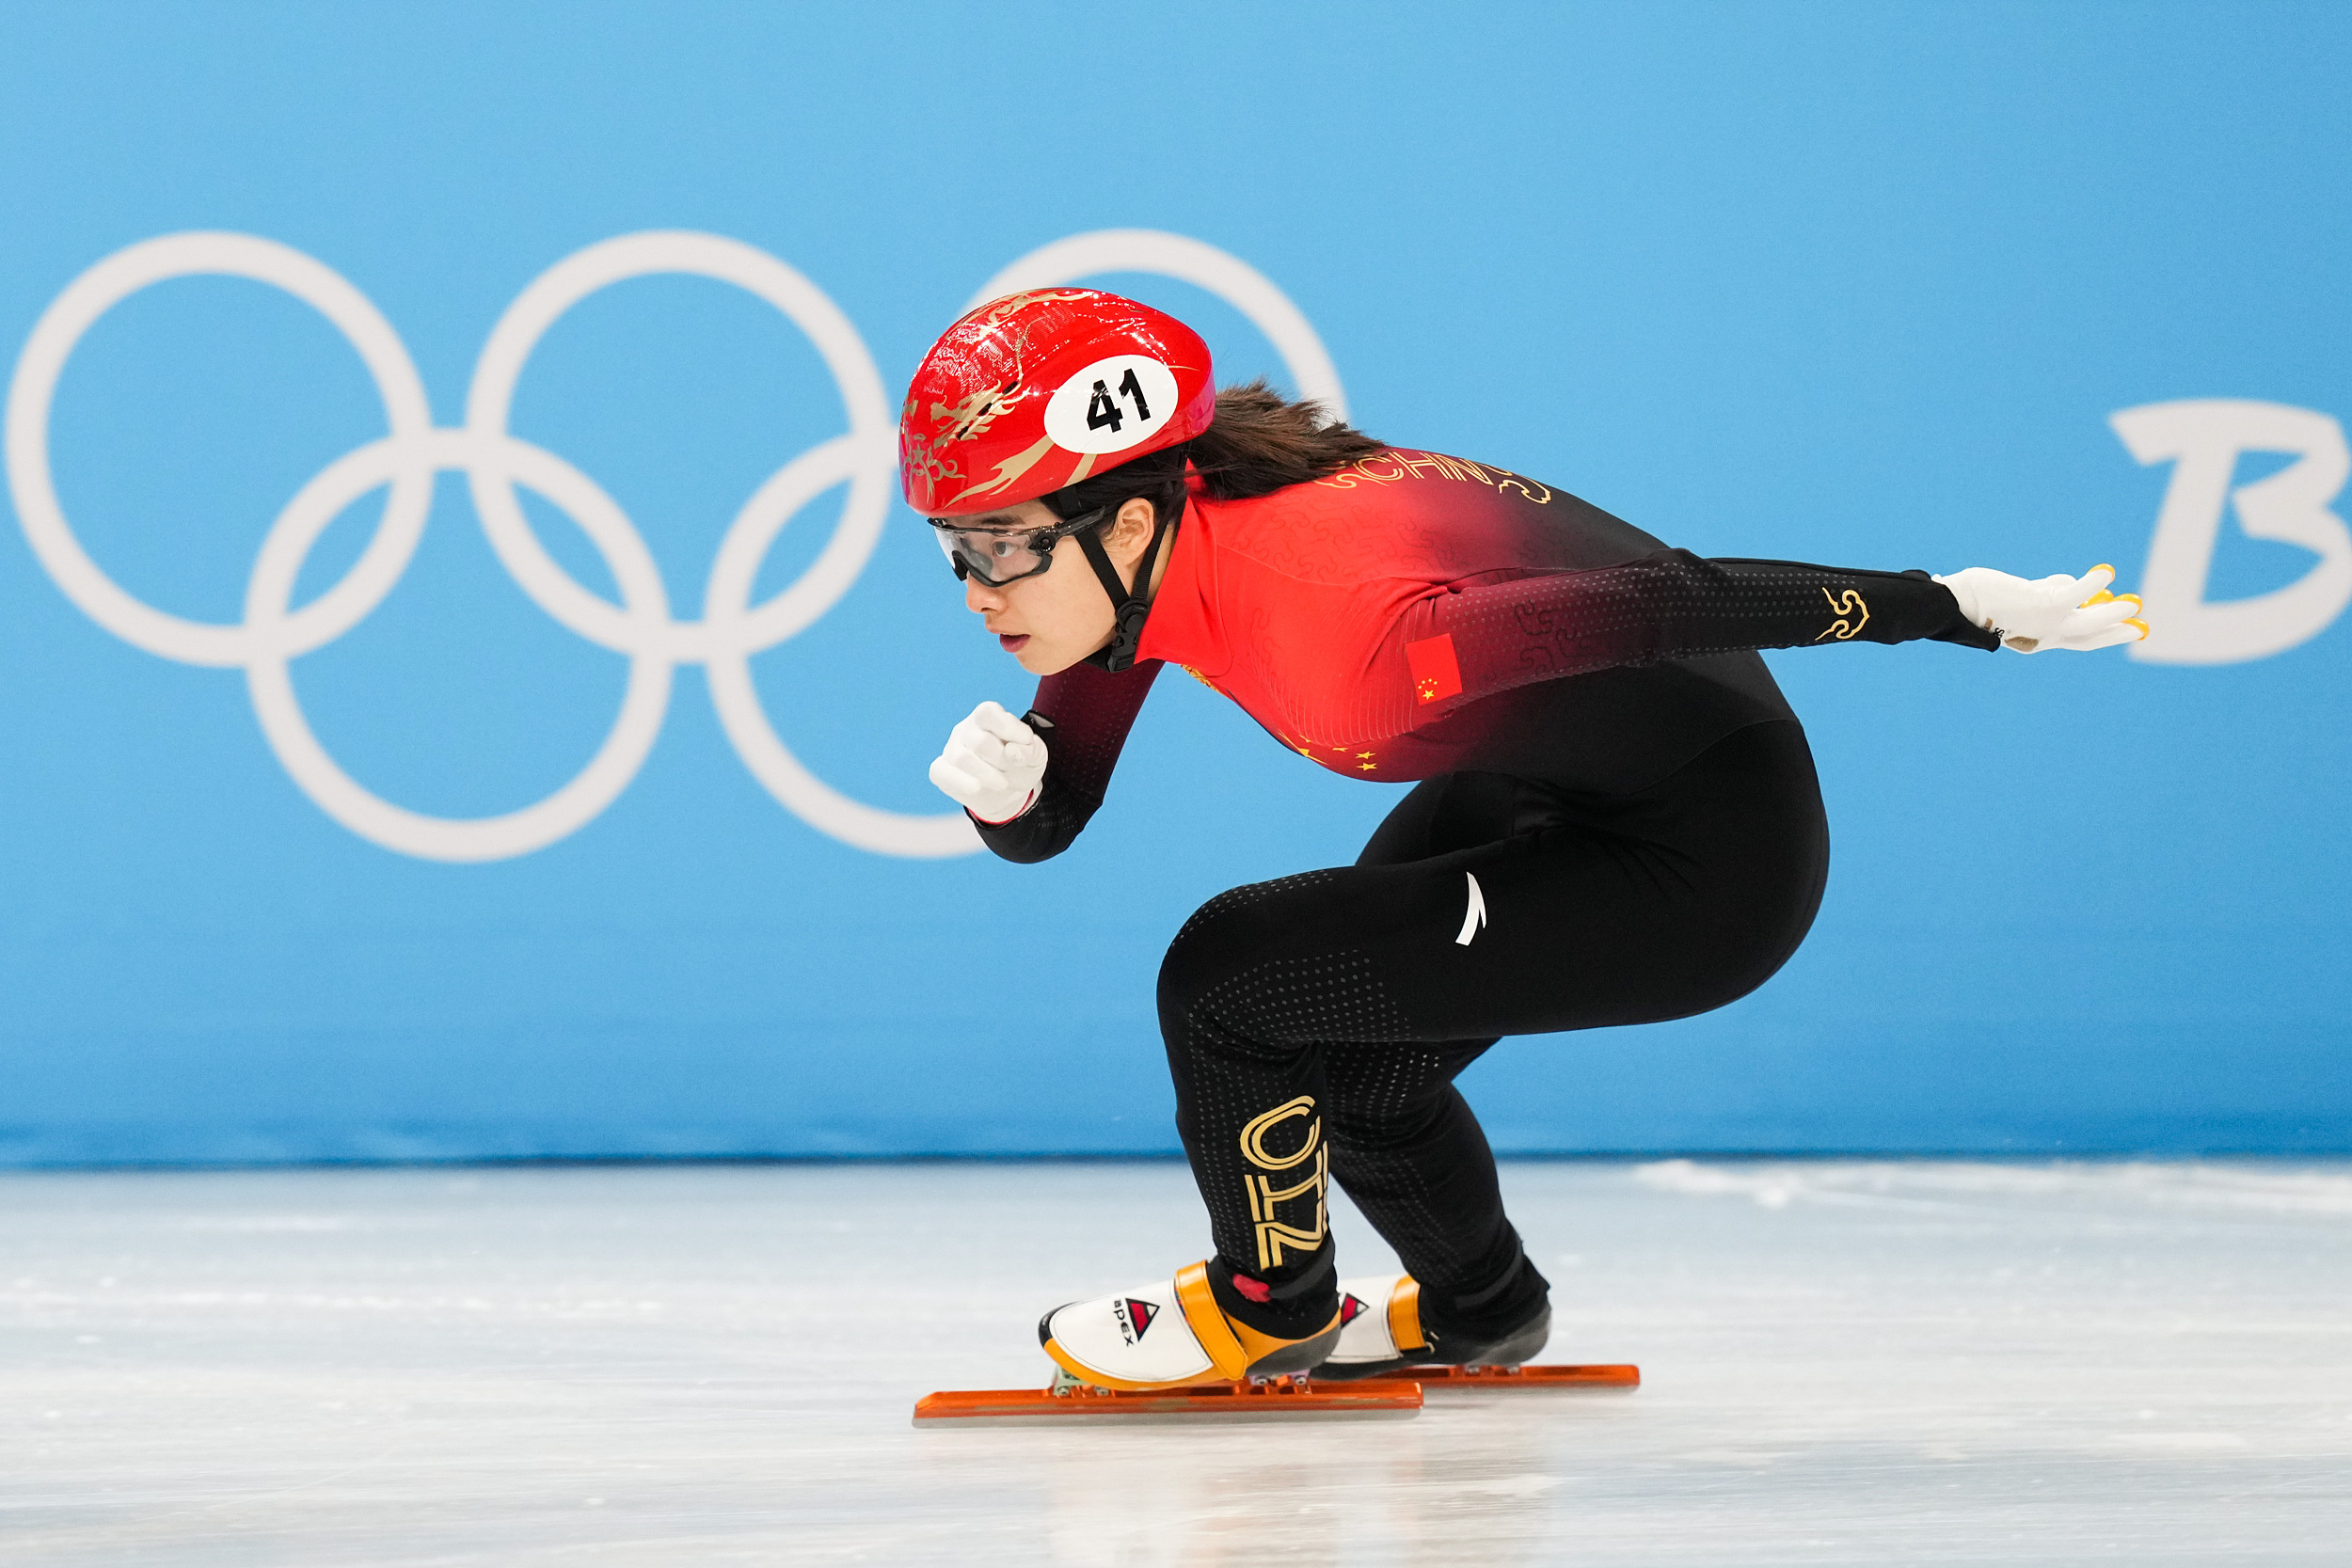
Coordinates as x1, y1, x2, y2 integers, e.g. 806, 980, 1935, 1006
1315, 1263, 1551, 1382
1040, 1260, 1344, 1392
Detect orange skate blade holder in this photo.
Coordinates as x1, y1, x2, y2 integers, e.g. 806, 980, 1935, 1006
913, 1372, 1422, 1426
1405, 1361, 1641, 1390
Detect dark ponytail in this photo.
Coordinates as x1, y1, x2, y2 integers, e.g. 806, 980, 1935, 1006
1040, 379, 1385, 531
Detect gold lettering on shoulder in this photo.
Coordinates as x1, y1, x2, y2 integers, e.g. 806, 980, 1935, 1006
1315, 450, 1549, 501
1487, 465, 1553, 504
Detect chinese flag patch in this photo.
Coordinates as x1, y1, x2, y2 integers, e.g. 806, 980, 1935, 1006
1406, 633, 1462, 704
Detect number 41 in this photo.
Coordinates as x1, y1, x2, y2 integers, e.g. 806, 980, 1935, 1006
1087, 368, 1153, 435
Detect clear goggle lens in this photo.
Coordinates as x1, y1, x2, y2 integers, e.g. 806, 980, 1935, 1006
930, 510, 1103, 587
934, 527, 1051, 585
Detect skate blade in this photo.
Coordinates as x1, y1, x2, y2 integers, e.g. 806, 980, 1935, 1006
914, 1375, 1422, 1427
1405, 1362, 1640, 1391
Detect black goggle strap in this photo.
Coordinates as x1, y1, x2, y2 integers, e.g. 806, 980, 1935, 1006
1073, 510, 1173, 673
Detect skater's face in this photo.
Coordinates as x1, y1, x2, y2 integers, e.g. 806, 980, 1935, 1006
950, 497, 1164, 675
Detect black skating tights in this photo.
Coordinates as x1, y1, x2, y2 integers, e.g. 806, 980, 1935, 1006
1157, 720, 1831, 1338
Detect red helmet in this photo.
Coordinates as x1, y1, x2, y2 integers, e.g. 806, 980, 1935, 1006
899, 289, 1216, 516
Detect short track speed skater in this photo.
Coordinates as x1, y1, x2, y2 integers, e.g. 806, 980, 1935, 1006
903, 288, 2146, 1433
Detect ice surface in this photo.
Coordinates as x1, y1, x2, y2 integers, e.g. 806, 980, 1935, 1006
5, 1159, 2350, 1564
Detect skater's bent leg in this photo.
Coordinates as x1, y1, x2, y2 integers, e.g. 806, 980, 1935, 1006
1157, 873, 1364, 1332
1322, 1043, 1508, 1290
1157, 723, 1830, 1341
1154, 826, 1686, 1336
1154, 855, 1541, 1336
1324, 1039, 1549, 1338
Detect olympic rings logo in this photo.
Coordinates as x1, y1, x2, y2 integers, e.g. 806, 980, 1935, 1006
4, 229, 1345, 863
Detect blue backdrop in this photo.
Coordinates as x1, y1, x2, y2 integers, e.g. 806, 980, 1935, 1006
2, 1, 2345, 1164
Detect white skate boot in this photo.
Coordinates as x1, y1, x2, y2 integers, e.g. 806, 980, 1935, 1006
1040, 1260, 1344, 1392
1314, 1273, 1551, 1381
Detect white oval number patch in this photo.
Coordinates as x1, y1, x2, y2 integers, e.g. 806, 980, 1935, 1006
1043, 354, 1181, 455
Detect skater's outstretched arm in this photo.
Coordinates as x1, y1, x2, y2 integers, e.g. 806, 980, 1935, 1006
930, 658, 1164, 863
1394, 554, 2144, 730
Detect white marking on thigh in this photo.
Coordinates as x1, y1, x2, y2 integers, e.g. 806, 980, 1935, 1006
1455, 872, 1487, 946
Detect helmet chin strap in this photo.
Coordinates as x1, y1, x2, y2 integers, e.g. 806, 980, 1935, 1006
1075, 510, 1173, 673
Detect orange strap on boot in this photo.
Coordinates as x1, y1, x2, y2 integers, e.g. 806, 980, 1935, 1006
1389, 1276, 1430, 1357
1173, 1261, 1254, 1379
1175, 1260, 1343, 1379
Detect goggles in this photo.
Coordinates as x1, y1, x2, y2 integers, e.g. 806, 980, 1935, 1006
929, 507, 1107, 587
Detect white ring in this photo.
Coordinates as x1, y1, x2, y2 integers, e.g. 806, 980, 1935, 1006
4, 232, 434, 668
464, 230, 893, 658
243, 429, 673, 863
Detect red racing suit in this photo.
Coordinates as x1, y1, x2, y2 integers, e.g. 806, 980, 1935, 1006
976, 449, 1993, 863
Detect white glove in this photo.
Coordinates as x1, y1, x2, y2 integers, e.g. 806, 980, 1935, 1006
1931, 563, 2150, 654
928, 701, 1047, 825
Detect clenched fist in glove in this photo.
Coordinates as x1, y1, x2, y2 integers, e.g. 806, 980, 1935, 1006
929, 701, 1047, 825
1931, 563, 2151, 654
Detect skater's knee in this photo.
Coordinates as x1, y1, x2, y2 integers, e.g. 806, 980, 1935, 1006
1157, 873, 1375, 1056
1157, 877, 1318, 1016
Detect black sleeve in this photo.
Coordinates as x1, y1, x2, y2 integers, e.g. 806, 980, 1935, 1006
1429, 551, 1996, 709
971, 658, 1164, 864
